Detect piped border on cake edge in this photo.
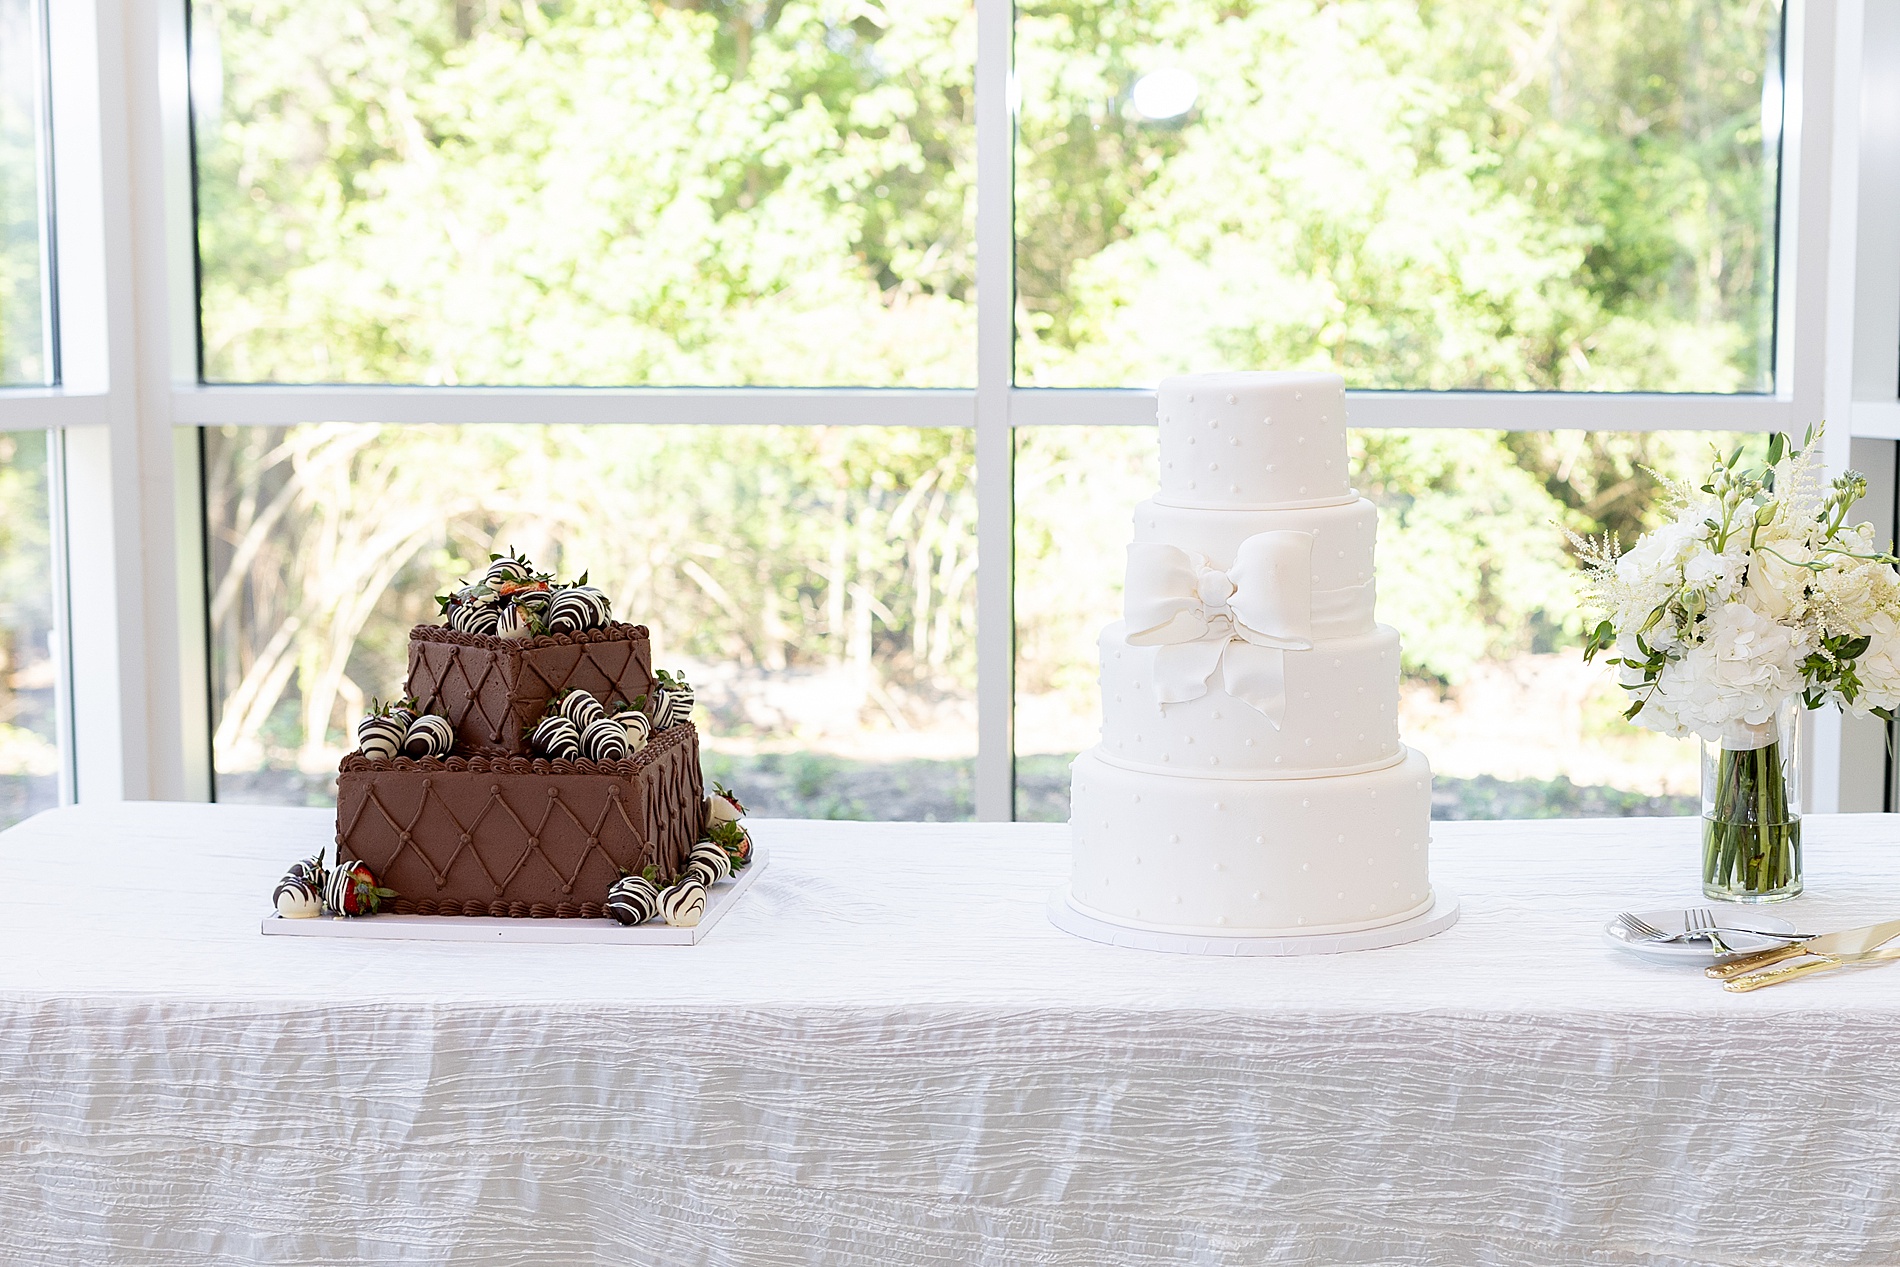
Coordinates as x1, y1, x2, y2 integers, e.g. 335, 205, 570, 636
408, 620, 652, 652
337, 719, 695, 776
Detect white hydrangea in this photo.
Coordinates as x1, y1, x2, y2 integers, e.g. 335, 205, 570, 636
1628, 603, 1806, 745
1576, 431, 1900, 743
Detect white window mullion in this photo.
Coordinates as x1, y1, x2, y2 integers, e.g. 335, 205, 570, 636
973, 0, 1014, 821
171, 385, 977, 428
1780, 0, 1858, 811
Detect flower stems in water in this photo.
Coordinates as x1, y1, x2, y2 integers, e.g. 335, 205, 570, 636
1702, 739, 1801, 899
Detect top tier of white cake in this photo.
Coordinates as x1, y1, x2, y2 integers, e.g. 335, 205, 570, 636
1154, 371, 1350, 510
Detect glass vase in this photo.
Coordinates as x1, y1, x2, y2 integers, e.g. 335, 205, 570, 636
1700, 702, 1803, 903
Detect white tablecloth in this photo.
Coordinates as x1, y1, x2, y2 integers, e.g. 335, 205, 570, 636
4, 803, 1900, 1265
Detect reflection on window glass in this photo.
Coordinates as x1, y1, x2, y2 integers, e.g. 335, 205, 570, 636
1016, 0, 1782, 392
191, 0, 975, 387
0, 0, 51, 386
0, 430, 60, 826
1014, 426, 1740, 821
204, 424, 977, 820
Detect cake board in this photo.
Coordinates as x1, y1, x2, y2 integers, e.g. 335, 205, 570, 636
1047, 883, 1459, 957
261, 849, 767, 946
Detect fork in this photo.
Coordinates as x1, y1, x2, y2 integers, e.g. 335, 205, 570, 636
1617, 911, 1669, 941
1684, 907, 1731, 954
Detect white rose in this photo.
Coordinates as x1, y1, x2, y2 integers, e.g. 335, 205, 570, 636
1744, 543, 1814, 622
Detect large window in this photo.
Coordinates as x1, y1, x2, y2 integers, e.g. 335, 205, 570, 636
0, 0, 52, 387
178, 0, 1856, 825
1015, 0, 1783, 391
190, 0, 976, 386
0, 429, 61, 827
204, 424, 977, 818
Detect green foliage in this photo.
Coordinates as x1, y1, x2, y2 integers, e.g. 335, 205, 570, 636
195, 0, 975, 385
1015, 0, 1778, 391
205, 423, 977, 767
193, 0, 1790, 793
0, 0, 49, 387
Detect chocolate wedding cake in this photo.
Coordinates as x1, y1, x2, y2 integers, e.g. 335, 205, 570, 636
1064, 371, 1437, 938
327, 554, 714, 919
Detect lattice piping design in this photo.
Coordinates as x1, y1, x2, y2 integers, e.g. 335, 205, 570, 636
337, 725, 703, 917
406, 622, 654, 755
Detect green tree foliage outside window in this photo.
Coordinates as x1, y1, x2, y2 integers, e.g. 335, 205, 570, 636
193, 0, 1784, 819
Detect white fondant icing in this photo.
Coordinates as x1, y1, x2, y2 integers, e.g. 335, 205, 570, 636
1097, 621, 1402, 777
1069, 746, 1433, 936
1156, 372, 1349, 509
1069, 369, 1436, 944
1132, 498, 1378, 633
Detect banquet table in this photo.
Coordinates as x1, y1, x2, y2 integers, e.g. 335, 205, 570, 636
5, 803, 1900, 1266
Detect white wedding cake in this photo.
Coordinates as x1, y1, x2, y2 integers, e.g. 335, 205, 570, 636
1065, 371, 1437, 939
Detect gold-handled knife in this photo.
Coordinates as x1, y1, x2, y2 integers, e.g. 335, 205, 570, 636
1706, 916, 1900, 982
1724, 941, 1900, 992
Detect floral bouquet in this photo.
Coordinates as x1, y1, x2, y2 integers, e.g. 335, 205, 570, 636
1575, 430, 1900, 900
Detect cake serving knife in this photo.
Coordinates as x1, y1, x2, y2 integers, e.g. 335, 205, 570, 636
1709, 916, 1900, 990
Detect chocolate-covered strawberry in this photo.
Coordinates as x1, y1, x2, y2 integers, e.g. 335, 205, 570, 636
483, 549, 538, 588
659, 878, 707, 928
324, 861, 396, 917
688, 840, 732, 884
613, 708, 651, 753
604, 874, 660, 926
580, 717, 628, 763
356, 706, 407, 762
648, 669, 694, 729
553, 689, 606, 731
707, 819, 753, 870
448, 600, 501, 636
707, 781, 747, 827
530, 714, 581, 761
285, 851, 326, 890
402, 713, 454, 760
543, 589, 592, 635
273, 874, 322, 918
494, 602, 535, 641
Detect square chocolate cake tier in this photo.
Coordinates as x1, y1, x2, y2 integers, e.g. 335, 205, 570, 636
407, 621, 655, 756
336, 722, 705, 917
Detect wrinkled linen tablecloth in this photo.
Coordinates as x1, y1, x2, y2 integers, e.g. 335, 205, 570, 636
4, 803, 1900, 1266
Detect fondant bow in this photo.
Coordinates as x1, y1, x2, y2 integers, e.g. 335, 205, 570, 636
1123, 531, 1315, 726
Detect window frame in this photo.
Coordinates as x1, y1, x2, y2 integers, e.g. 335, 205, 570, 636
0, 0, 1895, 819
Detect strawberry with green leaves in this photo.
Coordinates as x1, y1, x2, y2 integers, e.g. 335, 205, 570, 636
324, 861, 397, 917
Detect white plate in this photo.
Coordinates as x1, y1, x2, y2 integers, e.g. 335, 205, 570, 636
1603, 906, 1797, 964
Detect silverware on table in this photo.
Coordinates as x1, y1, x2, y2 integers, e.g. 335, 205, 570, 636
1615, 908, 1813, 949
1713, 916, 1900, 991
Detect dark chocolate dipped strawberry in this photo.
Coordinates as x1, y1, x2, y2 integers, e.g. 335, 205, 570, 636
324, 861, 396, 916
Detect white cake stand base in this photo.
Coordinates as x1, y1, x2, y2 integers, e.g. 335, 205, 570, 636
260, 849, 767, 946
1047, 885, 1460, 957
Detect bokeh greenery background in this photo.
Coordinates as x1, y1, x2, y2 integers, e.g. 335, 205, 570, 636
192, 0, 1783, 820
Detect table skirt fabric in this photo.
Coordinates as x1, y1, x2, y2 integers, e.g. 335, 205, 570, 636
5, 803, 1900, 1265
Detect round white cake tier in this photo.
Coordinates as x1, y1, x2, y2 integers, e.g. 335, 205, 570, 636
1156, 371, 1350, 509
1098, 621, 1402, 776
1068, 745, 1434, 936
1132, 496, 1378, 627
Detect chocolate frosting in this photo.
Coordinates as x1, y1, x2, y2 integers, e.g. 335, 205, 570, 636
407, 621, 655, 755
336, 719, 706, 917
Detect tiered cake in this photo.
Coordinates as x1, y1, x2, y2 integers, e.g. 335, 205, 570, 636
335, 619, 707, 918
1065, 371, 1437, 940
